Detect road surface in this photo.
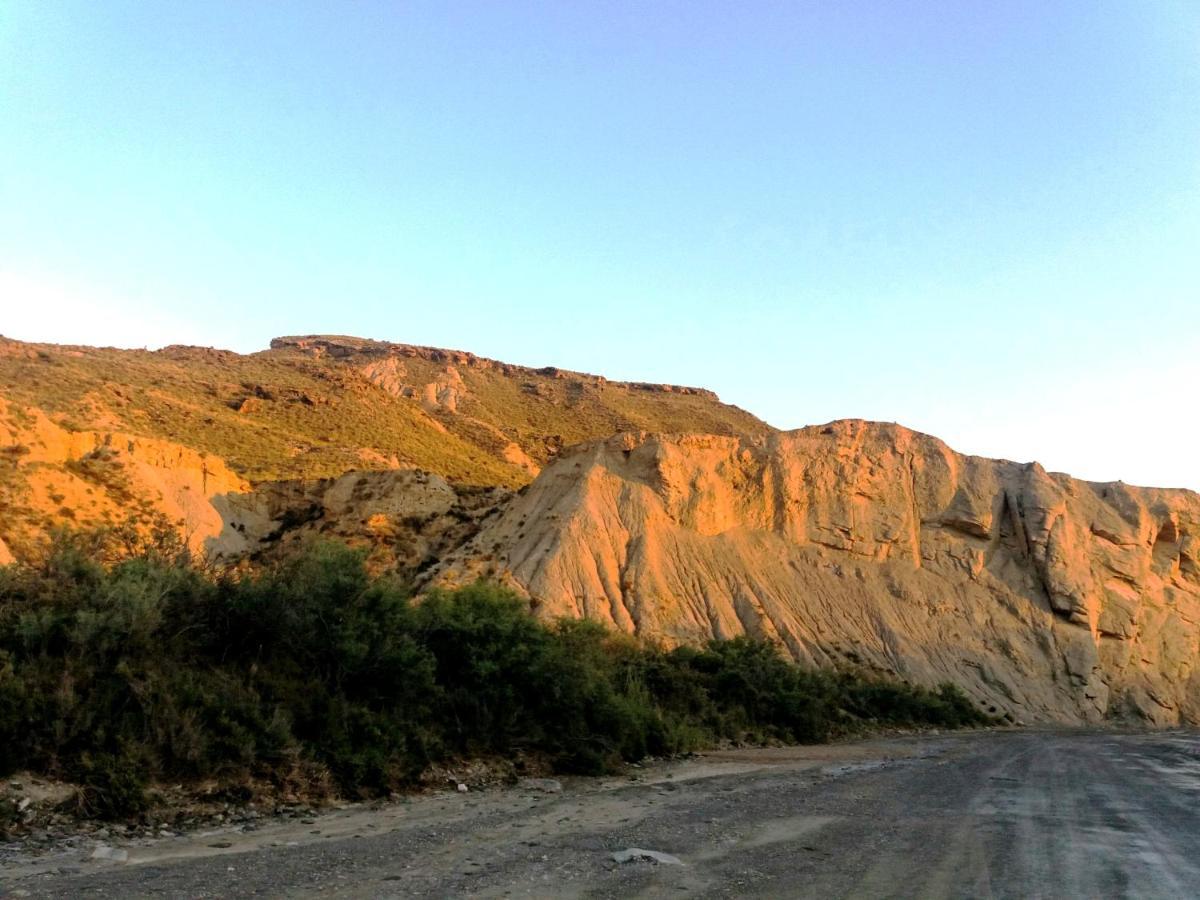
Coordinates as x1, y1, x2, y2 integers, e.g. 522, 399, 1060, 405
4, 729, 1199, 898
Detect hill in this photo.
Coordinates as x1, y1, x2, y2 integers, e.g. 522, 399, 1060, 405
2, 335, 1198, 726
0, 334, 765, 558
0, 334, 765, 486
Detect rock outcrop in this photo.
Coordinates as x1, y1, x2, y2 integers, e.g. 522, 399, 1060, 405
270, 335, 721, 399
436, 421, 1200, 725
208, 469, 509, 575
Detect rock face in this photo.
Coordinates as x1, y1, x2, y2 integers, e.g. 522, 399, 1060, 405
437, 421, 1200, 725
0, 395, 248, 557
207, 469, 509, 575
4, 330, 1197, 727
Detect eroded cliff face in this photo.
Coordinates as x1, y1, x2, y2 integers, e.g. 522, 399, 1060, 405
0, 395, 247, 557
0, 390, 510, 575
436, 421, 1200, 725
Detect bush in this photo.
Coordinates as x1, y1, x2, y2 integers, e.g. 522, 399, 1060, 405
0, 533, 992, 817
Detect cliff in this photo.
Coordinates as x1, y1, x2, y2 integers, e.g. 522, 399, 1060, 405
435, 421, 1200, 725
0, 395, 247, 557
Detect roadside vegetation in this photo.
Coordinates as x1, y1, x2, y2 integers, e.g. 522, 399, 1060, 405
0, 531, 989, 822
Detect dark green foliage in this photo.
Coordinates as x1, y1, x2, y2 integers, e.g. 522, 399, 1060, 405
0, 534, 991, 819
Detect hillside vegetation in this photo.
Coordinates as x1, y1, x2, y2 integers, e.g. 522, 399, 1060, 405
0, 335, 767, 487
0, 533, 988, 823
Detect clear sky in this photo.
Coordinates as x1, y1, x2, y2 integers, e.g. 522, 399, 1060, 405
2, 2, 1198, 488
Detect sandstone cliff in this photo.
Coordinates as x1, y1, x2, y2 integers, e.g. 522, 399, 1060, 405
435, 421, 1200, 725
0, 395, 247, 557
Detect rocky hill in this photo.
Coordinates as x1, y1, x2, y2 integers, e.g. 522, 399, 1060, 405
434, 422, 1200, 725
2, 335, 1197, 724
0, 334, 764, 486
0, 334, 762, 558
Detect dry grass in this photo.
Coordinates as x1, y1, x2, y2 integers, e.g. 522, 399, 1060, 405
0, 336, 769, 488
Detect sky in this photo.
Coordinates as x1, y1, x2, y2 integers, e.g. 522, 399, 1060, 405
1, 2, 1198, 488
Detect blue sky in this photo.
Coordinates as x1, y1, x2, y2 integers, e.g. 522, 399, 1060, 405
2, 2, 1198, 488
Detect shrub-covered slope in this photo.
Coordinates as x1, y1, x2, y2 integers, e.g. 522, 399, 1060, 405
0, 333, 766, 563
0, 335, 767, 487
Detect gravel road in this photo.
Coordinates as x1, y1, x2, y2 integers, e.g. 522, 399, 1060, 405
4, 729, 1199, 899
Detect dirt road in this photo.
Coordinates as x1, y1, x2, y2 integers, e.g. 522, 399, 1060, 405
4, 729, 1199, 898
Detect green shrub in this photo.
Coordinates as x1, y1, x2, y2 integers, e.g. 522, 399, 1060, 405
71, 750, 152, 819
0, 532, 992, 818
